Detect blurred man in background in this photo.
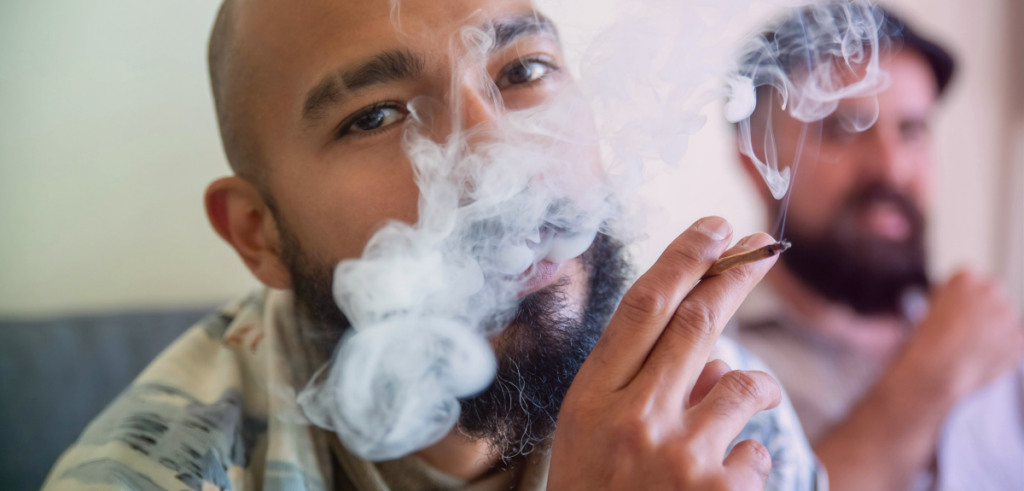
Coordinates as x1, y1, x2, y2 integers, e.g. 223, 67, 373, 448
732, 8, 1024, 491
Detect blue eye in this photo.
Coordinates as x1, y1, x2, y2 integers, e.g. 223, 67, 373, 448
340, 103, 406, 137
497, 58, 556, 88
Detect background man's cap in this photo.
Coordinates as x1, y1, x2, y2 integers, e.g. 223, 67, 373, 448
882, 8, 957, 95
749, 5, 958, 98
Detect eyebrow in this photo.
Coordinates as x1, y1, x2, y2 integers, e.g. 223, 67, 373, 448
300, 14, 559, 124
492, 14, 559, 51
303, 49, 425, 122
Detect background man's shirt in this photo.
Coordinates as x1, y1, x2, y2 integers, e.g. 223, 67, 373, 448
43, 288, 825, 491
732, 284, 1024, 491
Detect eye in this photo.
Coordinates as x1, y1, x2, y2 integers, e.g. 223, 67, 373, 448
496, 57, 558, 89
900, 120, 929, 142
339, 102, 407, 138
822, 117, 858, 143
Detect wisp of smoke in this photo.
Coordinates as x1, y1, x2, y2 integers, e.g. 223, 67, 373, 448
296, 0, 893, 461
727, 1, 893, 199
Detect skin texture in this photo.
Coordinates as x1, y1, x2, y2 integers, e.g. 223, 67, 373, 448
205, 0, 784, 487
739, 51, 1024, 491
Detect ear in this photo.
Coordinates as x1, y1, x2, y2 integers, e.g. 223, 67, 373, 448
205, 177, 292, 289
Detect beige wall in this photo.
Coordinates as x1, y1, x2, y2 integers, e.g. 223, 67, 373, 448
0, 1, 258, 316
0, 0, 1019, 317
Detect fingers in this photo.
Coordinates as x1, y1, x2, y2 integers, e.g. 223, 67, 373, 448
688, 359, 731, 408
723, 440, 773, 490
637, 233, 778, 403
690, 370, 782, 455
577, 217, 734, 393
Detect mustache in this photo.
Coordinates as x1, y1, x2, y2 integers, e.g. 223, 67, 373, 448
844, 182, 922, 221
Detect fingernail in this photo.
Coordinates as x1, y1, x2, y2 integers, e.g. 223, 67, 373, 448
696, 216, 732, 241
736, 235, 754, 248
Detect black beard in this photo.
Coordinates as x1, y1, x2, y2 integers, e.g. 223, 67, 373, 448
779, 182, 930, 316
275, 210, 630, 458
456, 232, 630, 458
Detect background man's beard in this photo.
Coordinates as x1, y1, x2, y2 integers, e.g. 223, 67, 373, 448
778, 182, 930, 316
276, 213, 630, 458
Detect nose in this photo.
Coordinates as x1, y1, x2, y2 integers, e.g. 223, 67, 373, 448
454, 70, 502, 132
422, 70, 502, 145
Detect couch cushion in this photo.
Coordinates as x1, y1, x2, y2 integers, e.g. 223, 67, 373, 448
0, 309, 211, 491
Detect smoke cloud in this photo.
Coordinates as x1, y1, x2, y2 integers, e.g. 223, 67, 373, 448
296, 0, 893, 461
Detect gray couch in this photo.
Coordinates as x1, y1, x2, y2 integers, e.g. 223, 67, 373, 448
0, 308, 213, 490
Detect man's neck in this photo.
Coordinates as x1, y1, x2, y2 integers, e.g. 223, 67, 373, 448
766, 266, 909, 360
414, 430, 500, 481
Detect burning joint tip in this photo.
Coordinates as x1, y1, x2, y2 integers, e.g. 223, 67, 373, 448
702, 240, 791, 279
770, 239, 792, 255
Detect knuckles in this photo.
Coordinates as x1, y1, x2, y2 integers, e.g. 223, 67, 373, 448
607, 411, 662, 454
669, 298, 720, 342
664, 450, 707, 485
618, 283, 673, 325
669, 237, 711, 270
724, 261, 758, 283
559, 404, 776, 491
743, 440, 773, 470
665, 224, 721, 270
733, 440, 773, 485
715, 371, 778, 408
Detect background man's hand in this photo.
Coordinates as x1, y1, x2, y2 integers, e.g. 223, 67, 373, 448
547, 217, 782, 491
816, 269, 1024, 491
897, 269, 1024, 403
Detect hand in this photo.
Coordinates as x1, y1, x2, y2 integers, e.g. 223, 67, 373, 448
548, 217, 782, 491
899, 270, 1024, 402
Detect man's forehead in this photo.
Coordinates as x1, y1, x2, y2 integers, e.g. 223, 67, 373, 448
233, 0, 540, 58
885, 50, 937, 98
841, 50, 936, 114
769, 49, 936, 126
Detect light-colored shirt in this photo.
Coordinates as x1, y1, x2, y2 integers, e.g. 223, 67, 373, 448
43, 288, 825, 491
732, 284, 1024, 491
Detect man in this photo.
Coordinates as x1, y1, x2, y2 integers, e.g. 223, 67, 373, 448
42, 0, 824, 490
731, 8, 1024, 491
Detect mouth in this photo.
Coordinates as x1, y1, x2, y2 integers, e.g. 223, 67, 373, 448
518, 260, 564, 297
858, 201, 910, 242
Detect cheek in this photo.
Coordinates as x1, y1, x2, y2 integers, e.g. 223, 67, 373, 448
558, 88, 604, 181
910, 152, 932, 210
275, 144, 421, 264
787, 150, 858, 231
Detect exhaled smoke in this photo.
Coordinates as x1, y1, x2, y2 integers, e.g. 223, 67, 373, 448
297, 0, 893, 461
297, 18, 615, 460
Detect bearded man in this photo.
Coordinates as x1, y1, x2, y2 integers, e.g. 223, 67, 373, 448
730, 8, 1024, 491
42, 0, 824, 490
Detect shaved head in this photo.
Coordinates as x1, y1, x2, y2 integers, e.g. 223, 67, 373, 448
209, 0, 262, 184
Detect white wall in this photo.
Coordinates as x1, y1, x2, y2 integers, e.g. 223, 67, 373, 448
0, 1, 258, 316
0, 0, 1019, 317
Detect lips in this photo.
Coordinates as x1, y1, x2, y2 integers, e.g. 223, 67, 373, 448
518, 260, 563, 297
859, 201, 910, 241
